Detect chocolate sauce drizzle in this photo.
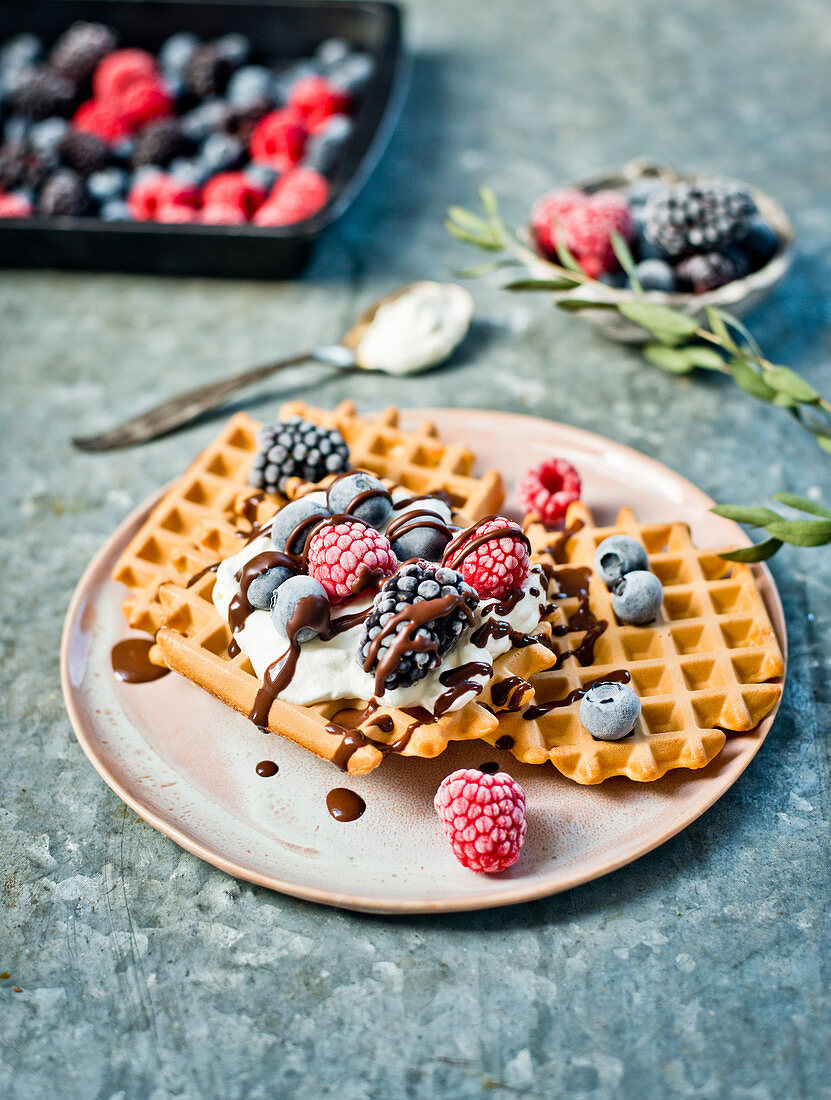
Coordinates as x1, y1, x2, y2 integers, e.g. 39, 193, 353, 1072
186, 561, 219, 588
544, 519, 585, 564
523, 670, 631, 721
441, 516, 531, 572
434, 660, 491, 716
236, 491, 266, 540
547, 565, 608, 668
490, 675, 530, 711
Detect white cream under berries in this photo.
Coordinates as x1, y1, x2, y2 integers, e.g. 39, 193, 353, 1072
213, 489, 548, 716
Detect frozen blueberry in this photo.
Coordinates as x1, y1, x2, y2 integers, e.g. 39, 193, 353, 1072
580, 681, 641, 741
390, 523, 452, 564
327, 51, 373, 94
180, 99, 232, 143
246, 563, 294, 611
740, 217, 779, 270
633, 224, 669, 262
200, 131, 244, 172
594, 535, 649, 587
597, 270, 627, 289
244, 161, 279, 192
271, 575, 330, 643
635, 258, 676, 292
29, 116, 67, 157
159, 32, 199, 78
100, 199, 131, 221
227, 65, 272, 111
611, 570, 663, 625
168, 156, 212, 187
0, 34, 42, 76
316, 38, 351, 69
326, 471, 392, 528
216, 34, 251, 68
87, 167, 128, 204
3, 114, 30, 144
303, 113, 353, 174
270, 497, 330, 555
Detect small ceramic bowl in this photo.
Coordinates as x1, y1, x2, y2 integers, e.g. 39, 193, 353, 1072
528, 158, 795, 344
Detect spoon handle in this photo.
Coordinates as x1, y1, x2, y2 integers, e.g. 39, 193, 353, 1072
71, 345, 356, 452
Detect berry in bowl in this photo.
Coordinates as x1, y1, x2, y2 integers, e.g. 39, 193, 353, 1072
528, 159, 794, 343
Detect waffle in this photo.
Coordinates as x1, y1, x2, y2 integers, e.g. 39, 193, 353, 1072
113, 401, 505, 639
484, 502, 784, 784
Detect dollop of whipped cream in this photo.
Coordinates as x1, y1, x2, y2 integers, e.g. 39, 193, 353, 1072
213, 490, 546, 716
355, 281, 475, 375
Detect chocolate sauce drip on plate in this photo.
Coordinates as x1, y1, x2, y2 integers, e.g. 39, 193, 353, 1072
111, 638, 169, 683
255, 760, 279, 777
186, 561, 219, 588
478, 761, 499, 774
523, 670, 631, 721
326, 788, 366, 822
495, 734, 515, 750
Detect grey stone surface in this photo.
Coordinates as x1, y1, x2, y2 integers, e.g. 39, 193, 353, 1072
1, 0, 830, 1096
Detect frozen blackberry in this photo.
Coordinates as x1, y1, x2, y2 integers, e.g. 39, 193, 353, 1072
183, 44, 232, 98
357, 562, 479, 692
58, 130, 109, 175
132, 119, 189, 167
50, 22, 117, 84
675, 248, 749, 293
10, 67, 77, 120
643, 181, 757, 259
248, 416, 350, 495
38, 168, 90, 215
0, 139, 49, 192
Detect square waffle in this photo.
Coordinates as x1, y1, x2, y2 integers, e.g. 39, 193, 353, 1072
485, 501, 785, 784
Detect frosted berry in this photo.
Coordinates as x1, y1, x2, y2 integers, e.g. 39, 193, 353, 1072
643, 181, 757, 259
447, 516, 530, 600
10, 67, 77, 120
202, 171, 266, 218
287, 75, 351, 129
58, 130, 109, 176
307, 519, 397, 605
611, 569, 663, 625
38, 169, 90, 215
434, 769, 526, 873
517, 458, 581, 527
0, 191, 32, 218
50, 22, 117, 84
248, 416, 350, 495
580, 681, 641, 741
127, 172, 198, 220
93, 49, 156, 101
594, 535, 649, 587
73, 99, 130, 144
531, 188, 632, 278
249, 108, 306, 170
115, 77, 173, 131
675, 249, 749, 293
253, 167, 328, 227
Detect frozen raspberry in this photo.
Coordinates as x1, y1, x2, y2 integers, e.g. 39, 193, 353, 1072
517, 458, 581, 527
287, 75, 352, 129
434, 769, 527, 873
531, 188, 633, 278
115, 77, 173, 131
0, 191, 32, 218
202, 171, 266, 218
249, 109, 307, 170
306, 519, 397, 605
200, 202, 247, 224
127, 173, 199, 221
155, 201, 199, 223
446, 516, 530, 600
253, 167, 328, 227
93, 49, 156, 101
73, 99, 130, 143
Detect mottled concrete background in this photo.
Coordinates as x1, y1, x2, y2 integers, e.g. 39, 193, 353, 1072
1, 0, 830, 1097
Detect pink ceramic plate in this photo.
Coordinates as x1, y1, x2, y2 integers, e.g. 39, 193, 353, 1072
61, 409, 787, 914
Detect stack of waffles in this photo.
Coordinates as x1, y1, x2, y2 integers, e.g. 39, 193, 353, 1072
113, 401, 784, 783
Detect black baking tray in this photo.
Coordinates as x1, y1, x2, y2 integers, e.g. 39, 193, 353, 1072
0, 0, 405, 277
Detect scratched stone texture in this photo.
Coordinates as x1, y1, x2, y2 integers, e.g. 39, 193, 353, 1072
1, 0, 830, 1097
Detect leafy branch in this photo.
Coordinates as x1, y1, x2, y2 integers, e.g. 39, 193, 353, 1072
446, 188, 831, 560
446, 189, 831, 455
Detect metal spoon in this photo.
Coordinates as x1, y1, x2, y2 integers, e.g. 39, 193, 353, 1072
71, 282, 474, 452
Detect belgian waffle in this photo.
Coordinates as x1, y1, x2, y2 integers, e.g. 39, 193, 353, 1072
485, 502, 784, 784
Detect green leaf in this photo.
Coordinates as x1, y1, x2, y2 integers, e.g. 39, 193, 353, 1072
771, 492, 831, 520
455, 259, 521, 279
504, 277, 582, 291
717, 310, 762, 357
447, 205, 494, 236
719, 538, 783, 562
618, 300, 700, 341
682, 346, 726, 370
706, 307, 740, 355
444, 219, 502, 251
478, 186, 500, 220
765, 519, 831, 547
711, 504, 782, 526
556, 298, 618, 312
644, 344, 696, 374
762, 365, 820, 404
730, 357, 776, 401
817, 435, 831, 455
611, 231, 640, 292
553, 231, 583, 274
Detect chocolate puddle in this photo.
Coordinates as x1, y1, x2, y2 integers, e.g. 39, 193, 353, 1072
326, 788, 366, 822
111, 638, 169, 684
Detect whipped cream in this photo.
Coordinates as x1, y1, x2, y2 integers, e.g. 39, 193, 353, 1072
213, 490, 546, 716
354, 281, 475, 375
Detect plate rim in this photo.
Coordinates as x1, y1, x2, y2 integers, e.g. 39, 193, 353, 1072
60, 408, 788, 914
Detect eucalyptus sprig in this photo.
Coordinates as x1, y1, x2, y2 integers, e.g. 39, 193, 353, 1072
446, 189, 831, 454
446, 188, 831, 560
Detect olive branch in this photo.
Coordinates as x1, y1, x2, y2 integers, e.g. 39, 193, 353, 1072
446, 188, 831, 559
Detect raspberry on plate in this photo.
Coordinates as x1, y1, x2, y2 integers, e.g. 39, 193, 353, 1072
434, 769, 527, 873
249, 108, 307, 171
531, 188, 633, 278
517, 458, 581, 527
287, 75, 352, 129
307, 519, 397, 605
443, 516, 530, 600
253, 167, 329, 227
